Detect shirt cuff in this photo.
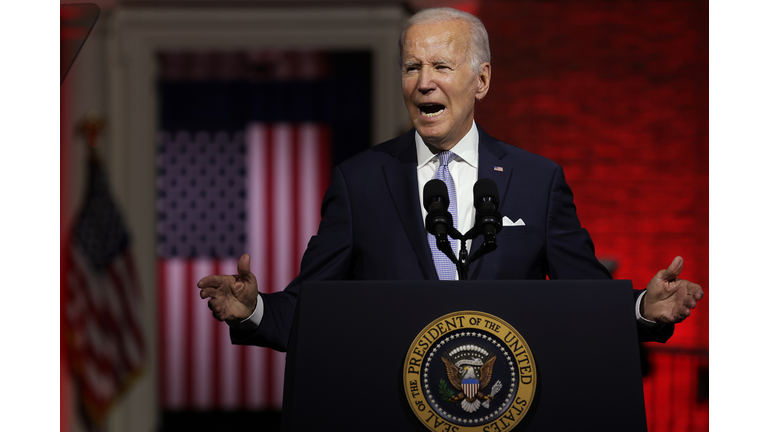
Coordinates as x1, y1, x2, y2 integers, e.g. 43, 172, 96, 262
635, 290, 658, 328
227, 293, 264, 331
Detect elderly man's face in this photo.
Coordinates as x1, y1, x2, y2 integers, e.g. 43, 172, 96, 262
401, 20, 490, 151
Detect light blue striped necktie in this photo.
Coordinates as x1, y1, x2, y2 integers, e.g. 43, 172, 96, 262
428, 151, 458, 280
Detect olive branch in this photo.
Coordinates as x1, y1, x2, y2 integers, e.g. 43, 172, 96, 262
438, 379, 455, 403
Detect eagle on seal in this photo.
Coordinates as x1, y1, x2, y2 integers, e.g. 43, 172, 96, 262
441, 355, 497, 413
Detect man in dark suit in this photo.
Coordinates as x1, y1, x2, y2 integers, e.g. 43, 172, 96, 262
198, 8, 703, 353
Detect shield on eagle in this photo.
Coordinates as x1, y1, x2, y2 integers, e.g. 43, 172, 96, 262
462, 377, 479, 399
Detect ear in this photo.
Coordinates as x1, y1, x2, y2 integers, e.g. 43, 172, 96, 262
475, 62, 491, 101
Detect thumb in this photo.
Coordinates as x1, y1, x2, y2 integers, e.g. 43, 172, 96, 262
660, 256, 683, 281
237, 253, 252, 278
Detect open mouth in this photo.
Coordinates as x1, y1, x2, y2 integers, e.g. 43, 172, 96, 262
419, 103, 445, 118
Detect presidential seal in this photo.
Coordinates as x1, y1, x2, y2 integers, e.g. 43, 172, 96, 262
404, 311, 536, 432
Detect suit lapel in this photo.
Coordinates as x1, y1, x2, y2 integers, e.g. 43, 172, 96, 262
469, 127, 513, 279
382, 130, 439, 280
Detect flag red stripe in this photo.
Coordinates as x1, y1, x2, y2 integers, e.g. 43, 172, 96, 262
156, 259, 168, 406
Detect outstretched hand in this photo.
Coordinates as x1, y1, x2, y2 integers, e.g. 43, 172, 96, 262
198, 254, 260, 323
641, 256, 704, 324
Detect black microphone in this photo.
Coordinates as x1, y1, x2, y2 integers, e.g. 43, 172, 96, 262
473, 179, 503, 247
423, 179, 453, 239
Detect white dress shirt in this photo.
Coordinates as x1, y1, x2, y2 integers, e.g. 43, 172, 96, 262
416, 121, 479, 274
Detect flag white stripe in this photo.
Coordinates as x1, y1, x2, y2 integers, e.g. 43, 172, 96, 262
245, 123, 268, 409
192, 259, 215, 409
164, 258, 186, 409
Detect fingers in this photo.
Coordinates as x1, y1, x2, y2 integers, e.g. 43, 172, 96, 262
671, 280, 704, 323
660, 256, 684, 282
237, 254, 252, 279
683, 296, 697, 309
198, 274, 225, 288
677, 308, 691, 322
206, 298, 226, 321
689, 282, 704, 301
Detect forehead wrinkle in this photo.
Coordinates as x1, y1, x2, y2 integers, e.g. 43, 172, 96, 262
403, 34, 469, 67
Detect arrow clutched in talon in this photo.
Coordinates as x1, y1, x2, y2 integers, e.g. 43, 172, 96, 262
482, 380, 502, 409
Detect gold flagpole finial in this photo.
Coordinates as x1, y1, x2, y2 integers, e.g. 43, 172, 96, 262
77, 110, 106, 149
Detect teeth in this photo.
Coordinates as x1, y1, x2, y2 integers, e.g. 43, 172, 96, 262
421, 108, 444, 118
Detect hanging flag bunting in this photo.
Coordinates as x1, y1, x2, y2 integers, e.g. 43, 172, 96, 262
65, 151, 146, 427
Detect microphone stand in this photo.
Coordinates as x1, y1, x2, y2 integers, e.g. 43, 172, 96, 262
438, 226, 498, 280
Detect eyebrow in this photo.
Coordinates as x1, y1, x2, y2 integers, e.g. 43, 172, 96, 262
402, 59, 456, 68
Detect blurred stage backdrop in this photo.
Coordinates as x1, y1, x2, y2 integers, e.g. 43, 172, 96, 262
61, 1, 708, 432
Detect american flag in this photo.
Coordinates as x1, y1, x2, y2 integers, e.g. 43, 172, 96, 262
156, 122, 331, 410
65, 154, 146, 426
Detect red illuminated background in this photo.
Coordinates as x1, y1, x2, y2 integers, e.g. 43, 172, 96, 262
473, 1, 709, 430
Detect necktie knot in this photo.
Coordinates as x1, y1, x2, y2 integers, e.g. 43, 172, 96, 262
438, 151, 457, 167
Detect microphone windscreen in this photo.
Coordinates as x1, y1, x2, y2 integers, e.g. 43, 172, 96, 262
424, 179, 449, 211
473, 178, 499, 208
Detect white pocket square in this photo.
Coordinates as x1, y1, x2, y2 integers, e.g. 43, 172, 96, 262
502, 216, 525, 226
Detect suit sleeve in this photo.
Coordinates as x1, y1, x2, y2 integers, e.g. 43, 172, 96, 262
545, 165, 673, 343
545, 165, 611, 280
229, 166, 355, 351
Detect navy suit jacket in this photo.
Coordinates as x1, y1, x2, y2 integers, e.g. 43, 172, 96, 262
233, 126, 672, 351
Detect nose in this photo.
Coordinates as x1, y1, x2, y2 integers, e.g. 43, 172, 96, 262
417, 68, 436, 94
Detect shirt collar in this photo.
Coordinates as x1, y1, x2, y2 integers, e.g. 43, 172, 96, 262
415, 121, 479, 169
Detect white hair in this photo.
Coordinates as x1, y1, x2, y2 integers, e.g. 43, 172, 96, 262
399, 7, 491, 73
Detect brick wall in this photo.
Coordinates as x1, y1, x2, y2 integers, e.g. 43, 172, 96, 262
474, 1, 708, 429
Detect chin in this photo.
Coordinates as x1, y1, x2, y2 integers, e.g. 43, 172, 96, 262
416, 125, 448, 144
